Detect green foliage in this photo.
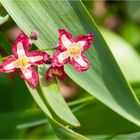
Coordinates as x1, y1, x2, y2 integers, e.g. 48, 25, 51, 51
101, 28, 140, 83
0, 15, 9, 25
38, 65, 80, 127
125, 1, 140, 23
1, 0, 140, 139
26, 82, 88, 139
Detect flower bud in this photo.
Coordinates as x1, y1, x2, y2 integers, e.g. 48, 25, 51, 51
30, 30, 39, 40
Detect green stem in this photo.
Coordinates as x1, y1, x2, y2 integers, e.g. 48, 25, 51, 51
39, 45, 58, 51
68, 96, 94, 107
0, 55, 12, 61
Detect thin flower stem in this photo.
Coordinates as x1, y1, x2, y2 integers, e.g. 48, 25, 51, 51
39, 44, 59, 51
39, 46, 58, 51
0, 55, 12, 61
68, 96, 94, 107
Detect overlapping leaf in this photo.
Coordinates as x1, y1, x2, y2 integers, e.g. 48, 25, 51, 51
38, 65, 80, 127
26, 83, 88, 140
2, 0, 140, 128
0, 15, 9, 25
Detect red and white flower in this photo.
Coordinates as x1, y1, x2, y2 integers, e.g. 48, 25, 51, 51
46, 66, 66, 81
0, 32, 50, 87
52, 29, 94, 72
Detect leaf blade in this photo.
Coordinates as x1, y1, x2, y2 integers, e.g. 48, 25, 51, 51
26, 83, 88, 140
1, 0, 140, 127
38, 65, 80, 127
100, 28, 140, 83
0, 15, 9, 25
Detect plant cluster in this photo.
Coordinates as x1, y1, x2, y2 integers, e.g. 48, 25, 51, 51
0, 29, 94, 87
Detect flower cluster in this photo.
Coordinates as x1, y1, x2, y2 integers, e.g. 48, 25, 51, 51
0, 29, 94, 87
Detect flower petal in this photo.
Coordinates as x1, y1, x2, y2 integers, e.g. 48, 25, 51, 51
21, 68, 32, 79
61, 35, 71, 48
16, 42, 27, 58
52, 50, 69, 67
46, 66, 66, 81
58, 51, 69, 63
58, 29, 72, 50
70, 54, 89, 72
75, 41, 86, 49
0, 56, 17, 73
28, 51, 50, 65
18, 67, 38, 87
73, 33, 94, 51
12, 32, 29, 58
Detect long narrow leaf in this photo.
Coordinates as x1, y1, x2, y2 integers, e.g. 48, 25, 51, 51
38, 65, 80, 127
2, 0, 140, 127
26, 83, 88, 140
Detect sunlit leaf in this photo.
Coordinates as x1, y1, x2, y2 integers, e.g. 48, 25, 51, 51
100, 28, 140, 83
120, 23, 140, 48
111, 131, 140, 140
0, 15, 9, 25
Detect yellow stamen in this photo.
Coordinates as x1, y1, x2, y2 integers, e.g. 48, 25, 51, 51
19, 57, 28, 67
69, 43, 81, 57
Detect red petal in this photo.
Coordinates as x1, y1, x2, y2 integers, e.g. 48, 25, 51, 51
28, 51, 50, 65
58, 29, 72, 51
12, 32, 29, 58
0, 56, 17, 73
18, 67, 38, 87
70, 54, 89, 72
46, 66, 66, 81
52, 49, 70, 67
73, 33, 94, 51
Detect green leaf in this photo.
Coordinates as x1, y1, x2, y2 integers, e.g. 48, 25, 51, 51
73, 100, 140, 136
0, 15, 9, 25
0, 31, 11, 55
26, 83, 88, 140
100, 28, 140, 83
120, 23, 140, 48
2, 0, 140, 127
38, 65, 80, 127
25, 120, 57, 139
1, 95, 139, 139
0, 109, 46, 133
111, 131, 140, 140
125, 1, 140, 23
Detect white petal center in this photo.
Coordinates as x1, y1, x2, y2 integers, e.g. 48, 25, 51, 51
61, 35, 71, 49
4, 60, 17, 70
21, 68, 32, 79
58, 51, 69, 63
74, 56, 87, 67
28, 56, 43, 63
17, 42, 26, 58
